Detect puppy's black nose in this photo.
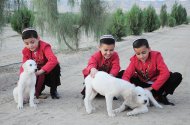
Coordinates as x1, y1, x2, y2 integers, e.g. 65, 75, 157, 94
144, 100, 147, 103
35, 69, 37, 72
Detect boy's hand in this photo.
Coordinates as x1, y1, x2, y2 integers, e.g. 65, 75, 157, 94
35, 69, 45, 76
90, 68, 98, 78
145, 87, 153, 91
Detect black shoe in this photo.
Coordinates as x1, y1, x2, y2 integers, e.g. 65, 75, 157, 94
82, 95, 85, 99
157, 96, 175, 106
81, 87, 85, 96
50, 87, 60, 99
51, 91, 60, 99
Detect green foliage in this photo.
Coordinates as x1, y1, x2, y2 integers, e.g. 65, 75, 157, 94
144, 5, 160, 32
127, 4, 144, 35
33, 0, 58, 35
106, 9, 127, 41
80, 0, 106, 37
33, 0, 107, 51
171, 2, 187, 25
57, 13, 81, 50
10, 7, 34, 34
185, 16, 190, 24
180, 6, 187, 24
168, 15, 176, 27
0, 0, 6, 32
160, 4, 168, 27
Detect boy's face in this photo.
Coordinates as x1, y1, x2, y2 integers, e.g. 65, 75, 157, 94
23, 37, 39, 51
99, 44, 115, 59
134, 45, 150, 63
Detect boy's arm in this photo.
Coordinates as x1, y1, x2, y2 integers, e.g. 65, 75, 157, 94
151, 53, 170, 91
122, 58, 136, 81
82, 56, 98, 77
41, 45, 58, 73
110, 53, 120, 77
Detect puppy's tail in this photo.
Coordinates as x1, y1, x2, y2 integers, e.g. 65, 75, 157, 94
145, 90, 163, 109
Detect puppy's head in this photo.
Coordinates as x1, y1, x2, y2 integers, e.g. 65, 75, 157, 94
22, 60, 37, 73
133, 86, 149, 106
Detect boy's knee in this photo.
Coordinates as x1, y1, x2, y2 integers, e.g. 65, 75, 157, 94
172, 72, 183, 82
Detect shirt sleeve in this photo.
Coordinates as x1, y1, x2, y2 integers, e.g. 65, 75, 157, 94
151, 53, 170, 90
109, 53, 120, 77
82, 55, 98, 77
41, 45, 58, 73
122, 57, 136, 81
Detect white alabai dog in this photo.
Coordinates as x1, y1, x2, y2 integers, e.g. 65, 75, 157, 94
113, 86, 163, 116
13, 59, 37, 109
84, 71, 162, 117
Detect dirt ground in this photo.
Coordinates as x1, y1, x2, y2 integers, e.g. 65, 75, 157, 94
0, 25, 190, 125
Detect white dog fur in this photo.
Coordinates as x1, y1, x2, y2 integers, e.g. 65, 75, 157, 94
13, 59, 37, 109
84, 71, 162, 117
113, 86, 163, 116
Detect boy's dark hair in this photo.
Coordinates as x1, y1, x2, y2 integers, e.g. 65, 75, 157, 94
133, 38, 149, 48
100, 35, 115, 45
22, 28, 38, 40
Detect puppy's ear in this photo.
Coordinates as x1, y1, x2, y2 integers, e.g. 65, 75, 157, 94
22, 62, 27, 71
144, 89, 152, 99
131, 89, 137, 102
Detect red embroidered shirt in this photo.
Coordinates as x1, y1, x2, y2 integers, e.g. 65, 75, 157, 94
20, 40, 58, 74
122, 51, 170, 91
82, 51, 120, 78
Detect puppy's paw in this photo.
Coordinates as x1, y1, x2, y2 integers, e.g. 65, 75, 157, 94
113, 108, 122, 113
108, 112, 116, 117
17, 104, 23, 109
155, 104, 163, 109
86, 108, 93, 114
30, 103, 37, 108
92, 107, 96, 111
127, 111, 136, 116
34, 99, 39, 104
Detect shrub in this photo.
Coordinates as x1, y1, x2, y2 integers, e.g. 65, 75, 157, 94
0, 0, 5, 32
127, 4, 144, 35
168, 15, 176, 27
185, 16, 190, 24
160, 4, 168, 27
171, 2, 187, 25
144, 5, 160, 32
10, 7, 34, 34
106, 9, 127, 41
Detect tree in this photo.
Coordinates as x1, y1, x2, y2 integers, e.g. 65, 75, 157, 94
127, 4, 144, 35
171, 2, 179, 25
171, 2, 187, 25
10, 7, 34, 34
33, 0, 107, 51
179, 5, 187, 24
106, 9, 127, 41
160, 4, 167, 27
144, 5, 160, 32
0, 0, 6, 33
168, 15, 176, 27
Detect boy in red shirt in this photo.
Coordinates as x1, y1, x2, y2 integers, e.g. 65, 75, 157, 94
122, 38, 182, 105
81, 35, 123, 98
20, 28, 61, 99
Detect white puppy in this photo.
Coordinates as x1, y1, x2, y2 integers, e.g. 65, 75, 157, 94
84, 71, 136, 117
13, 59, 37, 109
114, 86, 163, 116
84, 71, 162, 117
